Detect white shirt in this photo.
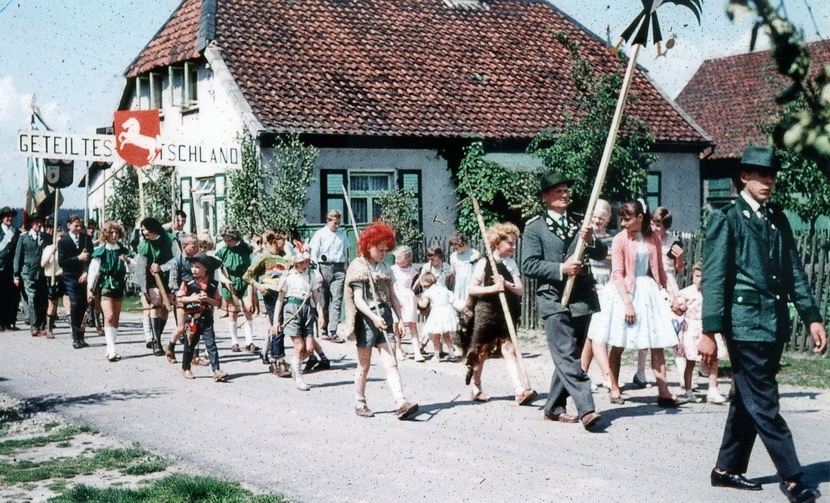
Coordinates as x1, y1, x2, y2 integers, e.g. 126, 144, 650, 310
309, 226, 349, 263
0, 223, 15, 252
472, 255, 520, 284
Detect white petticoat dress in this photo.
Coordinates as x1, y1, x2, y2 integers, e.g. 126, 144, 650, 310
421, 285, 460, 335
588, 237, 679, 350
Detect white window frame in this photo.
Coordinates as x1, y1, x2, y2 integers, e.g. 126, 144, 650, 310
349, 171, 394, 224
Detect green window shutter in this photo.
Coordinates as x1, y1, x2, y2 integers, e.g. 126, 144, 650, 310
398, 170, 422, 231
321, 169, 347, 223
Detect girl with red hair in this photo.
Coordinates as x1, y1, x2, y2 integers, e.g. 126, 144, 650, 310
344, 222, 418, 420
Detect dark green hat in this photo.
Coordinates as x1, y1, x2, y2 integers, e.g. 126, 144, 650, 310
27, 213, 43, 223
740, 146, 787, 171
0, 206, 17, 218
537, 172, 575, 194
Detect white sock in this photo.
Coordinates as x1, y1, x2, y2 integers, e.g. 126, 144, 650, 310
104, 327, 117, 356
243, 321, 254, 346
142, 318, 152, 343
227, 319, 239, 346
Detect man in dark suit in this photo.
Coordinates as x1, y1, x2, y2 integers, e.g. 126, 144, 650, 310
522, 172, 605, 431
14, 213, 51, 336
58, 214, 93, 348
701, 146, 826, 503
0, 206, 21, 331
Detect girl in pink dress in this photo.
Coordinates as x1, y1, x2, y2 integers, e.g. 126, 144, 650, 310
677, 262, 727, 404
392, 246, 423, 361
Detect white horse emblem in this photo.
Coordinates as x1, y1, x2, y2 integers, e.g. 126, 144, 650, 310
117, 117, 161, 163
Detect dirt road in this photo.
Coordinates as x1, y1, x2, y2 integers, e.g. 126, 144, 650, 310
0, 313, 826, 502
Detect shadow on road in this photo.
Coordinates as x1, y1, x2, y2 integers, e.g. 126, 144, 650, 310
17, 388, 169, 416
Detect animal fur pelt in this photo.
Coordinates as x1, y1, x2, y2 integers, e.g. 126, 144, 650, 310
343, 258, 393, 340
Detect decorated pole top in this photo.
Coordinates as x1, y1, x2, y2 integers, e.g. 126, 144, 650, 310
615, 0, 703, 56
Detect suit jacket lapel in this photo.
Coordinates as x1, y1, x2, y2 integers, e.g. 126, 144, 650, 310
736, 197, 767, 241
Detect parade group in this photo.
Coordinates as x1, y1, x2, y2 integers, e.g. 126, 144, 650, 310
0, 145, 826, 501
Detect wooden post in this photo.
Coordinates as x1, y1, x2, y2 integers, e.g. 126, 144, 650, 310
50, 187, 60, 287
562, 43, 642, 306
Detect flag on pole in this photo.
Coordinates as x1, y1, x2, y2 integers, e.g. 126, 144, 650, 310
26, 105, 62, 219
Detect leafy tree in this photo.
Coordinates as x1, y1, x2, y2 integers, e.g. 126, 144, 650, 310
227, 133, 318, 238
760, 99, 830, 232
728, 0, 830, 174
528, 33, 656, 209
455, 142, 541, 236
376, 188, 424, 249
106, 165, 173, 236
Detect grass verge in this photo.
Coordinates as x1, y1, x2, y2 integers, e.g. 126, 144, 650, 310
49, 473, 284, 503
778, 353, 830, 388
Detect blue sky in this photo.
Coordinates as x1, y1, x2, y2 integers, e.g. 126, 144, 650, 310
0, 0, 827, 209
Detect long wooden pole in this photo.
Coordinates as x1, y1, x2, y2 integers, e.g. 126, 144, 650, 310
562, 43, 641, 306
468, 194, 531, 389
50, 187, 60, 287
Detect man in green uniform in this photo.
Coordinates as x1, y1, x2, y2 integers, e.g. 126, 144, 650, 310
701, 146, 826, 503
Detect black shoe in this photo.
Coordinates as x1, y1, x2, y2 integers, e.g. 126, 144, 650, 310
632, 374, 652, 389
315, 359, 331, 371
261, 352, 271, 365
786, 481, 821, 503
72, 340, 82, 349
657, 396, 688, 408
78, 340, 90, 348
304, 356, 319, 373
152, 341, 164, 356
710, 469, 762, 491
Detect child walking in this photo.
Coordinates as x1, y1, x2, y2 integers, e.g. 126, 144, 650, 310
417, 271, 464, 362
588, 200, 687, 407
677, 262, 727, 404
391, 246, 422, 361
273, 251, 325, 391
177, 255, 228, 382
344, 222, 418, 420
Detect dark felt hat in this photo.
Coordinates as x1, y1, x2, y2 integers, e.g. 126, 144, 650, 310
537, 172, 575, 194
187, 254, 213, 267
27, 213, 43, 223
740, 146, 787, 171
0, 206, 18, 218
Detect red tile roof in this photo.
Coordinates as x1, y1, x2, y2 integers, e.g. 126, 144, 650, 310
676, 38, 830, 160
128, 0, 708, 144
126, 0, 203, 78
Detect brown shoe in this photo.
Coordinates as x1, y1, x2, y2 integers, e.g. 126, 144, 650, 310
516, 389, 538, 406
181, 369, 194, 379
45, 330, 55, 339
543, 411, 578, 423
581, 412, 602, 431
213, 370, 228, 382
396, 402, 419, 420
355, 405, 374, 418
31, 329, 40, 337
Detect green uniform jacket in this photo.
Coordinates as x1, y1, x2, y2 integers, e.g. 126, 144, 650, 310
701, 197, 821, 342
521, 211, 607, 319
14, 231, 51, 281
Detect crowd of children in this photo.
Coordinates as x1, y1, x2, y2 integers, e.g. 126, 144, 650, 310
6, 202, 729, 420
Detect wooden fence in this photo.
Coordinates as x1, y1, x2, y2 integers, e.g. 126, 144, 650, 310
420, 231, 830, 354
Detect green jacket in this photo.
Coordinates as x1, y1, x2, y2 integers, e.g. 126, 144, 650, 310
701, 196, 821, 342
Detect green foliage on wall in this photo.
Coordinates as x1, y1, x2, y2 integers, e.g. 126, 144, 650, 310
227, 133, 318, 238
106, 165, 173, 236
377, 188, 424, 249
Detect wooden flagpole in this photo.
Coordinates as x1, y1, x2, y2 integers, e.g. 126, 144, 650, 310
562, 43, 641, 306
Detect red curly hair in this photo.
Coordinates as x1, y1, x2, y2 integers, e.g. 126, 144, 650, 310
357, 221, 397, 257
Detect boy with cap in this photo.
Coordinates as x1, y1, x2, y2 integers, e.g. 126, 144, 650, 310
701, 146, 826, 502
177, 254, 227, 382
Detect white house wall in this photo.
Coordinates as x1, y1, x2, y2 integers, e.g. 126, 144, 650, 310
283, 147, 457, 239
648, 152, 701, 231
